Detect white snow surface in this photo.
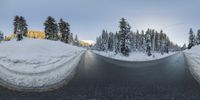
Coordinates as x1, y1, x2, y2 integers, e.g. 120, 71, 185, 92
184, 46, 200, 83
0, 38, 85, 88
93, 50, 176, 61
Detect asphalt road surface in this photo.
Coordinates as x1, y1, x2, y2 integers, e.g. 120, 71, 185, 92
0, 51, 200, 100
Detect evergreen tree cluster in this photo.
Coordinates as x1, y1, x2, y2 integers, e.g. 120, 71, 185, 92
44, 16, 59, 40
44, 16, 79, 46
95, 18, 180, 56
12, 15, 80, 46
13, 15, 28, 41
188, 28, 200, 49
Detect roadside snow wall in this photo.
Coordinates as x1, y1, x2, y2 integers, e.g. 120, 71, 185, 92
0, 51, 84, 91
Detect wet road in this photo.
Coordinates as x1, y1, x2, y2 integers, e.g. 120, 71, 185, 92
0, 51, 200, 100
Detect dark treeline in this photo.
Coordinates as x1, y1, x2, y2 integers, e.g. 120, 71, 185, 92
13, 16, 80, 46
95, 18, 180, 56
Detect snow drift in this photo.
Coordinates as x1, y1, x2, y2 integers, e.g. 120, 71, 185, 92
0, 38, 85, 90
184, 46, 200, 84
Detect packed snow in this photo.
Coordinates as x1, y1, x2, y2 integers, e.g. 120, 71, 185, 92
93, 51, 176, 61
184, 45, 200, 83
0, 38, 85, 88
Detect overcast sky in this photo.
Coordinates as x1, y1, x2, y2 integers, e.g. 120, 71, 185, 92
1, 0, 200, 45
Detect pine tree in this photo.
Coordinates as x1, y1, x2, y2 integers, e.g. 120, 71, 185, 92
164, 38, 169, 53
135, 30, 140, 51
98, 36, 103, 51
74, 34, 79, 46
141, 30, 146, 52
188, 28, 195, 49
13, 15, 20, 35
114, 32, 120, 54
95, 36, 101, 51
58, 18, 70, 43
119, 18, 131, 56
159, 30, 164, 52
129, 31, 135, 51
13, 16, 28, 41
108, 32, 114, 51
196, 29, 200, 45
160, 34, 166, 55
69, 33, 74, 44
44, 16, 58, 40
101, 30, 109, 51
19, 16, 28, 37
146, 30, 151, 56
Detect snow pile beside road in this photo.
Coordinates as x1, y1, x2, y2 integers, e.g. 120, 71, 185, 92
0, 38, 85, 89
184, 46, 200, 83
93, 50, 176, 61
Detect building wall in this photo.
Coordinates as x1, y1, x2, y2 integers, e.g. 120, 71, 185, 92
4, 30, 45, 41
4, 34, 16, 41
27, 30, 45, 39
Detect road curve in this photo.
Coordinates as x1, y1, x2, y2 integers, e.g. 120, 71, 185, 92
0, 51, 200, 100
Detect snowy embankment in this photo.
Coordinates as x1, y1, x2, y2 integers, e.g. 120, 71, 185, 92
0, 38, 85, 90
92, 50, 176, 62
184, 46, 200, 84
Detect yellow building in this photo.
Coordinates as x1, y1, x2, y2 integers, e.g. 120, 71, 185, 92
79, 41, 91, 47
27, 30, 45, 39
4, 34, 16, 41
4, 30, 45, 41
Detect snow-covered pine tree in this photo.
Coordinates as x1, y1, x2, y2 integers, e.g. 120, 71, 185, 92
196, 29, 200, 45
69, 33, 74, 44
135, 30, 140, 51
99, 36, 103, 51
13, 16, 28, 41
19, 16, 28, 37
136, 31, 144, 52
114, 32, 120, 54
159, 30, 164, 52
74, 34, 79, 46
108, 32, 114, 51
154, 31, 159, 51
164, 37, 169, 53
150, 29, 154, 50
129, 31, 135, 51
44, 16, 59, 40
160, 33, 167, 55
96, 36, 101, 51
146, 30, 151, 56
119, 18, 131, 56
140, 30, 146, 52
188, 28, 195, 49
13, 15, 20, 35
101, 30, 109, 51
58, 18, 70, 43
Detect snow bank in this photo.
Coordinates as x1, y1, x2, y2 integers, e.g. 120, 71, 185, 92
0, 38, 85, 90
184, 46, 200, 83
92, 50, 176, 62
